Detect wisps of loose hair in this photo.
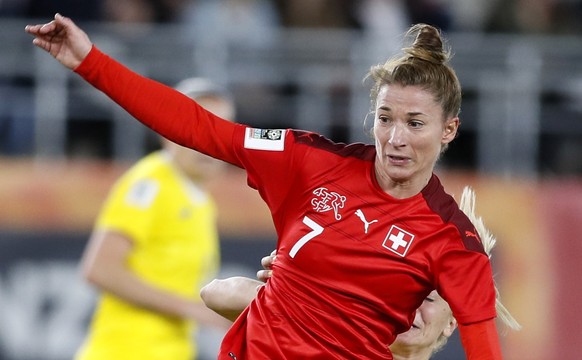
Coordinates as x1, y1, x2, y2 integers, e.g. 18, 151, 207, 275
459, 186, 522, 332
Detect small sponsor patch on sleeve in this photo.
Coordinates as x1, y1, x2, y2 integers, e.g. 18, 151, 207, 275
125, 179, 159, 208
244, 128, 286, 151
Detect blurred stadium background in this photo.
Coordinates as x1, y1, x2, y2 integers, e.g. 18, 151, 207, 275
1, 1, 581, 359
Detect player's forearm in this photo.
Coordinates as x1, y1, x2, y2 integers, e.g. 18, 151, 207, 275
459, 318, 503, 360
85, 260, 188, 316
80, 230, 225, 326
74, 46, 240, 165
200, 277, 263, 321
86, 263, 230, 327
74, 46, 196, 146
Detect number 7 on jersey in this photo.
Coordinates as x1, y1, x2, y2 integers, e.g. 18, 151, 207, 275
289, 216, 324, 258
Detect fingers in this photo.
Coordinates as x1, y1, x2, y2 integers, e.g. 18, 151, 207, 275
24, 12, 92, 69
55, 13, 74, 28
257, 269, 272, 283
39, 21, 58, 34
25, 22, 54, 35
41, 12, 71, 34
257, 250, 277, 283
261, 253, 276, 270
25, 22, 58, 41
31, 38, 51, 52
25, 13, 67, 36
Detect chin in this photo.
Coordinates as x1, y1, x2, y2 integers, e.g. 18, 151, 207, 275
385, 170, 414, 184
394, 329, 421, 345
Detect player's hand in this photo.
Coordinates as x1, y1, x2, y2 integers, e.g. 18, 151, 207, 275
257, 250, 277, 283
25, 13, 92, 70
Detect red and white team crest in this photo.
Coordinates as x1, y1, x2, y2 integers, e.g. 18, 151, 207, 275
310, 187, 346, 220
382, 225, 415, 257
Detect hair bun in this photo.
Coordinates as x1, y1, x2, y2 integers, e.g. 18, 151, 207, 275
403, 24, 448, 65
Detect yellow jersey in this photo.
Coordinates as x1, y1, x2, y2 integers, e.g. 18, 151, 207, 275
76, 151, 220, 360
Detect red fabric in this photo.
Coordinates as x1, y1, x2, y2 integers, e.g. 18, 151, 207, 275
219, 130, 497, 359
74, 46, 242, 167
459, 319, 503, 360
74, 47, 499, 359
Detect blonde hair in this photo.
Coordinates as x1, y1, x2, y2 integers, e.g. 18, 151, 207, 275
429, 187, 521, 357
459, 186, 522, 331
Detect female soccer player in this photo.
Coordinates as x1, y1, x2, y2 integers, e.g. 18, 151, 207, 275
27, 14, 503, 359
200, 187, 521, 359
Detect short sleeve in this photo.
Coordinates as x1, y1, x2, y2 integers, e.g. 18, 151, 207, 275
95, 176, 159, 246
435, 242, 497, 325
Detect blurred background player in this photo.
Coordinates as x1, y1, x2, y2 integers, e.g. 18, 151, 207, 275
75, 78, 235, 360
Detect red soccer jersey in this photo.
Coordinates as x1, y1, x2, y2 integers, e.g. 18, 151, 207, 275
76, 47, 498, 360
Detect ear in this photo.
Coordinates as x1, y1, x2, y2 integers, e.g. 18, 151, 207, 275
442, 117, 459, 145
443, 316, 458, 338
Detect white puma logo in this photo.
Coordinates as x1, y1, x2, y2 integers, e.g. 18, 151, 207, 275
355, 209, 378, 234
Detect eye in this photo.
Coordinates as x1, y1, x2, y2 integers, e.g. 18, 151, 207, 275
408, 120, 423, 128
425, 297, 435, 303
378, 115, 391, 124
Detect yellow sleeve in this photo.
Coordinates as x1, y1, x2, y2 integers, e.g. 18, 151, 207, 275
96, 176, 160, 246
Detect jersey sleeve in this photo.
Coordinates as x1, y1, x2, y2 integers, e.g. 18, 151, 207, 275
230, 127, 306, 226
95, 175, 159, 246
435, 234, 498, 326
74, 46, 243, 167
458, 319, 503, 360
75, 47, 312, 233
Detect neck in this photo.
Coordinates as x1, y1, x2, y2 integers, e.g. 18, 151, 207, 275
391, 347, 433, 360
163, 150, 204, 184
375, 170, 433, 199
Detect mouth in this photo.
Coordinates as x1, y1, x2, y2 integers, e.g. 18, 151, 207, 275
387, 155, 410, 165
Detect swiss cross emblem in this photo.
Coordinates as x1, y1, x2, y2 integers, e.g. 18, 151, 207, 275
382, 225, 415, 257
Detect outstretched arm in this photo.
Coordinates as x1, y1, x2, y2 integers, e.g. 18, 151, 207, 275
25, 13, 92, 70
26, 14, 241, 165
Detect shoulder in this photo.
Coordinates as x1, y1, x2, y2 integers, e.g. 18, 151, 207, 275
291, 130, 376, 161
108, 152, 172, 202
422, 175, 486, 254
118, 152, 177, 185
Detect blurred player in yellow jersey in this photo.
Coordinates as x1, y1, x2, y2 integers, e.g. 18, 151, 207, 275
75, 78, 235, 360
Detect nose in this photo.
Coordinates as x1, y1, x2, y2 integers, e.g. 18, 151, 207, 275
411, 308, 422, 327
388, 124, 405, 147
